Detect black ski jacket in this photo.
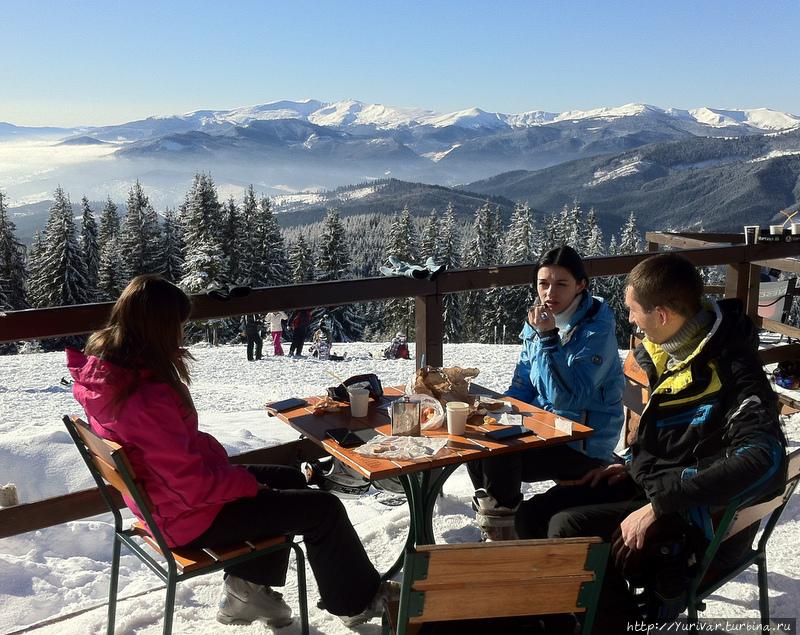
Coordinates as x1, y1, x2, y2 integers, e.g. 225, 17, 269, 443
629, 299, 787, 531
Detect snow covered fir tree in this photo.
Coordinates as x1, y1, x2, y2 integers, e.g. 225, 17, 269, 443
0, 174, 667, 353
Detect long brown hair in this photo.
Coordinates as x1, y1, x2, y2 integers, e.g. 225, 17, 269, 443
85, 275, 195, 408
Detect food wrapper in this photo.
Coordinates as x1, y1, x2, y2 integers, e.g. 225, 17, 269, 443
404, 393, 444, 431
353, 435, 449, 461
406, 366, 480, 406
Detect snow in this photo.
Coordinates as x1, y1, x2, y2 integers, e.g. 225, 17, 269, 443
586, 158, 646, 186
748, 149, 800, 163
1, 342, 799, 634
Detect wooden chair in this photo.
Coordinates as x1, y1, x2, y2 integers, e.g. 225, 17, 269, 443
687, 448, 800, 627
62, 415, 309, 635
382, 537, 609, 635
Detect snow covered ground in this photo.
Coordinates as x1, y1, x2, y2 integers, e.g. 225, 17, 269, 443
0, 342, 798, 634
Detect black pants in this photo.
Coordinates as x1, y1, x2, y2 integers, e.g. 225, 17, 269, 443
246, 334, 263, 360
288, 326, 307, 356
466, 445, 607, 508
185, 465, 380, 616
518, 480, 756, 634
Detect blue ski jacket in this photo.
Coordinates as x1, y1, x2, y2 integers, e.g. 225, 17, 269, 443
506, 291, 625, 461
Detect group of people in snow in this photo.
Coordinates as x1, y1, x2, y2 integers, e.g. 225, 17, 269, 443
65, 245, 787, 633
239, 308, 314, 360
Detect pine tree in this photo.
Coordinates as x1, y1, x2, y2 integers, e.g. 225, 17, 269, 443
0, 191, 28, 311
583, 208, 608, 300
289, 234, 315, 283
97, 196, 119, 249
383, 206, 419, 337
461, 202, 495, 341
561, 201, 585, 253
79, 196, 100, 297
439, 202, 463, 343
97, 236, 121, 300
162, 207, 184, 283
315, 208, 363, 341
237, 185, 259, 286
26, 231, 45, 308
221, 196, 242, 283
494, 201, 538, 343
35, 186, 90, 308
118, 181, 162, 284
420, 208, 439, 262
179, 174, 226, 292
606, 212, 642, 344
254, 195, 289, 286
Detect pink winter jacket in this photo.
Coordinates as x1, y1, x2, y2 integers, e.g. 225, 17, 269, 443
66, 348, 259, 547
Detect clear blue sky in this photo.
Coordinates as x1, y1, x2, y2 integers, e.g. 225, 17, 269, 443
3, 0, 799, 127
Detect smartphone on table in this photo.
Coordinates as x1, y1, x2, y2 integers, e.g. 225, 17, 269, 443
485, 425, 533, 441
325, 427, 378, 448
265, 397, 308, 413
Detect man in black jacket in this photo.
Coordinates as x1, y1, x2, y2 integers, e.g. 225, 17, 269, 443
516, 253, 787, 633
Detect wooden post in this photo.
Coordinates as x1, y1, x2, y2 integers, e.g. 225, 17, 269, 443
415, 293, 444, 368
725, 262, 760, 318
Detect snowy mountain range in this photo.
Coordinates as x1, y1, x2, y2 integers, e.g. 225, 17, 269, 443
3, 99, 800, 230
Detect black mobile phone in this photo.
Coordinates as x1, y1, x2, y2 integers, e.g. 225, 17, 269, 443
485, 425, 533, 441
265, 397, 308, 412
326, 428, 378, 448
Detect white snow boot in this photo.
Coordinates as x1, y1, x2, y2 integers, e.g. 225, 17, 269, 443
216, 574, 292, 627
472, 488, 519, 542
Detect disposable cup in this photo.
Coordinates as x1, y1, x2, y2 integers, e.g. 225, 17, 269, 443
348, 388, 369, 418
743, 225, 760, 244
769, 224, 785, 236
445, 401, 470, 435
792, 223, 800, 236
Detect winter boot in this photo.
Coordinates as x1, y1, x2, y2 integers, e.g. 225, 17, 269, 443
472, 488, 519, 542
339, 580, 401, 628
216, 574, 293, 627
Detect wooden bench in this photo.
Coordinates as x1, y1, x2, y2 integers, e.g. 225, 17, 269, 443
63, 415, 309, 635
382, 537, 608, 635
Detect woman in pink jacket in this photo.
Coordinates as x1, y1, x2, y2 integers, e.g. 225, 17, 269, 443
67, 275, 392, 629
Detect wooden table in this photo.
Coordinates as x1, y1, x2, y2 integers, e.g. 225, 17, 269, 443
272, 386, 593, 578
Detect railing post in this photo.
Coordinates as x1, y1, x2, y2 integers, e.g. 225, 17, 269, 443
725, 262, 760, 319
415, 293, 443, 368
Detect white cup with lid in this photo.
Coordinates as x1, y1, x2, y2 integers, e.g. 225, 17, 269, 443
445, 401, 470, 435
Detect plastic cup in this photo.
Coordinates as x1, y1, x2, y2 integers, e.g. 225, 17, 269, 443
348, 388, 369, 418
445, 401, 470, 435
743, 225, 760, 244
769, 224, 785, 236
792, 223, 800, 236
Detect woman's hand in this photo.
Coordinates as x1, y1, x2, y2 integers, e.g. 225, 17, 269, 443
577, 463, 628, 487
527, 304, 556, 331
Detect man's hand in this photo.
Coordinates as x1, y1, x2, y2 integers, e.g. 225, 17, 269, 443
577, 463, 628, 487
620, 503, 656, 550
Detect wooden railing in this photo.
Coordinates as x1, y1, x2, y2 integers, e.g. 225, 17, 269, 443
1, 239, 799, 539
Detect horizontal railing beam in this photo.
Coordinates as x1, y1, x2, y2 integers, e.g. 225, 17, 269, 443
5, 243, 798, 344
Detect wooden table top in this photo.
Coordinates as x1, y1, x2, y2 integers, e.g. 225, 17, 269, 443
272, 386, 593, 481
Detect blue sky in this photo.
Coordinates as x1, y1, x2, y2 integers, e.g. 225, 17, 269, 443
3, 0, 800, 126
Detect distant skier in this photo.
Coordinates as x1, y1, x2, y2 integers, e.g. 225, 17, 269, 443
264, 310, 288, 356
240, 314, 263, 361
288, 308, 312, 357
383, 332, 410, 360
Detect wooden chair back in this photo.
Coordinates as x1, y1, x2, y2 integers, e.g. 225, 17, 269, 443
622, 346, 649, 446
721, 447, 800, 542
393, 537, 607, 634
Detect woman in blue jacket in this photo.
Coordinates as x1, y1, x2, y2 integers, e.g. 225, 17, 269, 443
468, 245, 625, 540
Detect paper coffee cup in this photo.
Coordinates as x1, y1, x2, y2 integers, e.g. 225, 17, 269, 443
743, 225, 760, 244
446, 401, 469, 435
792, 223, 800, 236
770, 224, 785, 236
348, 388, 369, 418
